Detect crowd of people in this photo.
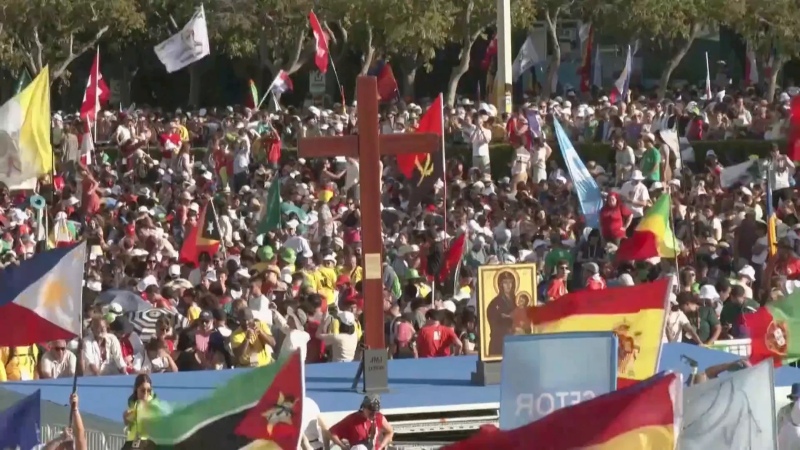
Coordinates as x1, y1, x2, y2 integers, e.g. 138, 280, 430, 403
0, 77, 795, 386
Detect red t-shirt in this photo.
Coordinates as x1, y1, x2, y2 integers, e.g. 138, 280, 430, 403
599, 200, 631, 241
119, 337, 136, 374
415, 324, 458, 358
330, 411, 386, 448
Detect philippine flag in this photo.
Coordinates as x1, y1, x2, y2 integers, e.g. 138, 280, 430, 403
609, 45, 631, 104
0, 242, 86, 346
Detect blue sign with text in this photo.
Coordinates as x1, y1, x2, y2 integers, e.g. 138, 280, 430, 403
499, 332, 618, 430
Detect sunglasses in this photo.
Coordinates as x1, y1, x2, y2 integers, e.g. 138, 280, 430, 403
53, 347, 66, 351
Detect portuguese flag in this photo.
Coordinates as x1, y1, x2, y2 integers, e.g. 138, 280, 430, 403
442, 373, 681, 450
745, 295, 800, 366
616, 194, 678, 262
141, 350, 304, 449
527, 278, 670, 388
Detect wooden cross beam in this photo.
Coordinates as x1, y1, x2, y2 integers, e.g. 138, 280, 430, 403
298, 76, 440, 351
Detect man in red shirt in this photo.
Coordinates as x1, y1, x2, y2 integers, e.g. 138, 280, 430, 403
414, 309, 462, 358
329, 395, 394, 450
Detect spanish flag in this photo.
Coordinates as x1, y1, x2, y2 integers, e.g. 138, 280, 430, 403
527, 278, 670, 387
616, 194, 679, 262
441, 372, 681, 450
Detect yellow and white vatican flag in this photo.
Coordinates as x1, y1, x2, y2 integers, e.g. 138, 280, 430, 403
0, 66, 53, 190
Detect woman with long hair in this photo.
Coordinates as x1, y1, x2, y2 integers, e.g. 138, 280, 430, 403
123, 374, 156, 445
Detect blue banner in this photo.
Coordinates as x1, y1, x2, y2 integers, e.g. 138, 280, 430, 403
554, 119, 603, 229
499, 332, 618, 430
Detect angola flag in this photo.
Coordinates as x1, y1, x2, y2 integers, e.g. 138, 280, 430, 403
616, 194, 678, 262
441, 373, 681, 450
745, 293, 800, 366
179, 202, 221, 265
405, 94, 445, 210
141, 350, 304, 449
527, 278, 670, 387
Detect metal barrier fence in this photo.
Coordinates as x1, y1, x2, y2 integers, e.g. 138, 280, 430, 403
40, 424, 127, 450
710, 338, 752, 357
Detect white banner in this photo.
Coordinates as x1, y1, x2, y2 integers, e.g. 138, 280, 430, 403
154, 5, 211, 73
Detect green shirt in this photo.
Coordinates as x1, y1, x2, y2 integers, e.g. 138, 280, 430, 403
641, 147, 661, 181
719, 299, 759, 338
690, 306, 720, 342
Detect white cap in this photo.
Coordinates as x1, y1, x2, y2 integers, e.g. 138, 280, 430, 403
286, 219, 299, 229
631, 170, 645, 181
137, 275, 158, 292
617, 273, 635, 286
338, 311, 356, 326
738, 265, 756, 281
168, 264, 181, 277
699, 284, 720, 300
441, 300, 457, 313
323, 253, 337, 263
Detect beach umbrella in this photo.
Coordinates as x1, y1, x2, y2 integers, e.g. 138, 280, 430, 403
125, 308, 190, 342
95, 289, 152, 312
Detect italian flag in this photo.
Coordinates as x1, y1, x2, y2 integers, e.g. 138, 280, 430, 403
141, 350, 304, 449
746, 296, 800, 366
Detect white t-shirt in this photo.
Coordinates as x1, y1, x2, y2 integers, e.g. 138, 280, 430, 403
321, 333, 358, 362
663, 310, 690, 343
467, 125, 491, 157
619, 181, 650, 218
284, 236, 312, 258
82, 334, 126, 376
40, 350, 76, 379
302, 397, 323, 448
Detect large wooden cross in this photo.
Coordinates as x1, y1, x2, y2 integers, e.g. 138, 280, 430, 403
298, 76, 440, 351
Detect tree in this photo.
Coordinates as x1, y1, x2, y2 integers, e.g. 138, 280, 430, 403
588, 0, 744, 98
443, 0, 536, 107
728, 0, 800, 101
208, 0, 330, 77
539, 0, 581, 98
0, 0, 144, 83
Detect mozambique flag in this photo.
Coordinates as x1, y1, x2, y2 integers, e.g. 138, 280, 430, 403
616, 194, 678, 262
527, 278, 670, 387
257, 179, 282, 234
745, 293, 800, 366
405, 94, 445, 210
442, 373, 681, 450
179, 202, 221, 265
141, 350, 304, 449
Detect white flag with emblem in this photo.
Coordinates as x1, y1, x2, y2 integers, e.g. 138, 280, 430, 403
154, 5, 211, 73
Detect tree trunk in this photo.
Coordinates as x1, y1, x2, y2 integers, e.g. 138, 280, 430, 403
656, 25, 700, 99
542, 10, 560, 98
447, 30, 482, 107
188, 64, 201, 106
403, 67, 418, 99
359, 25, 375, 75
766, 56, 787, 102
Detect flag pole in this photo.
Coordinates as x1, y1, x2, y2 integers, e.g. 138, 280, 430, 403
92, 46, 99, 143
256, 76, 280, 110
440, 93, 447, 237
68, 250, 86, 450
207, 199, 227, 259
328, 53, 345, 105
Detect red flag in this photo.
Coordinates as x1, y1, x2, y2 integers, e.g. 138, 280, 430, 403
79, 49, 110, 122
788, 96, 800, 161
438, 232, 466, 283
77, 120, 94, 166
397, 94, 443, 178
481, 37, 498, 71
308, 11, 329, 74
179, 203, 221, 265
578, 26, 594, 93
442, 373, 680, 450
376, 63, 398, 101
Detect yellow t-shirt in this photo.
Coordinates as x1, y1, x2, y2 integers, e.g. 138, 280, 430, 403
0, 345, 39, 381
337, 266, 363, 285
317, 267, 338, 305
187, 304, 202, 322
178, 125, 190, 142
230, 322, 273, 367
302, 269, 322, 292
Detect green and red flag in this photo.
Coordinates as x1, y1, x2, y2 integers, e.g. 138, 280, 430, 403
246, 79, 259, 109
745, 295, 800, 366
141, 350, 304, 449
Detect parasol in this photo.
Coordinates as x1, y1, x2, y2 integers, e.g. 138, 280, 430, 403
125, 308, 190, 342
95, 289, 152, 312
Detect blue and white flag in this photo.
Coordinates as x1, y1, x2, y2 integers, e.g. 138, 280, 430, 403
0, 390, 41, 450
499, 332, 617, 430
554, 119, 603, 229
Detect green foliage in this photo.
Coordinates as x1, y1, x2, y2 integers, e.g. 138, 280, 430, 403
729, 0, 800, 61
0, 0, 144, 80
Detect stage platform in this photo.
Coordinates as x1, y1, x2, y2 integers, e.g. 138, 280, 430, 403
1, 356, 499, 434
5, 344, 800, 438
